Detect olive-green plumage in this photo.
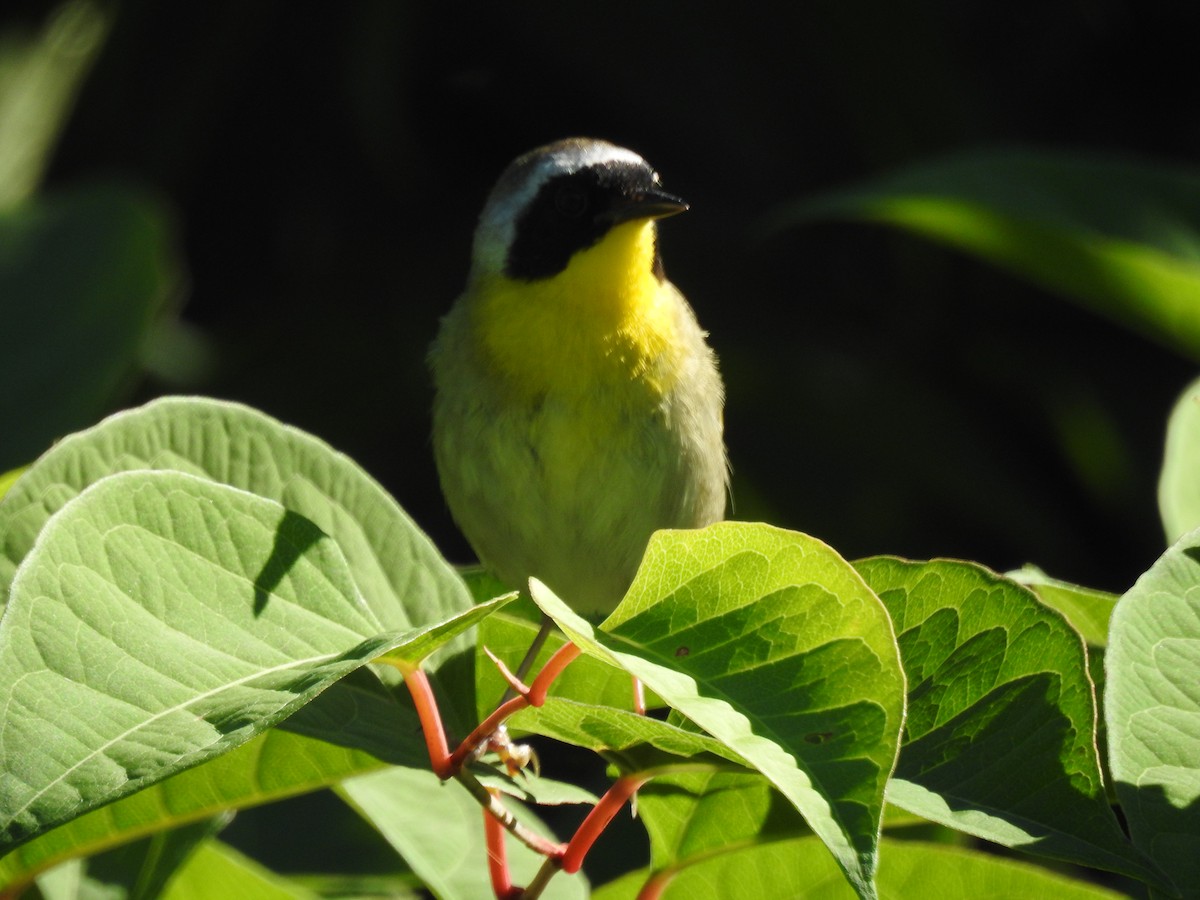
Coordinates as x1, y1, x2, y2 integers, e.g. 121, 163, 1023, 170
430, 138, 727, 616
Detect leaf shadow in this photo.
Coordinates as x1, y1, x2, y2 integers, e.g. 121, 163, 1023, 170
895, 671, 1166, 886
253, 509, 325, 616
1115, 779, 1200, 896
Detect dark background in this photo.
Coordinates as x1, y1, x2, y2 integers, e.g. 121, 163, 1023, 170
13, 0, 1200, 594
7, 0, 1200, 887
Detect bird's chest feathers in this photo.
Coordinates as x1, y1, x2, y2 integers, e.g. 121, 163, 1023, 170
473, 222, 680, 399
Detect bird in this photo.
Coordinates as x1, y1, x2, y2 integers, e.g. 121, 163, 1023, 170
429, 137, 727, 645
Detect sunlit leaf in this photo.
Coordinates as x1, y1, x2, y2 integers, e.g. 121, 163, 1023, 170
0, 396, 479, 733
1106, 526, 1200, 896
856, 557, 1160, 886
531, 522, 905, 900
0, 396, 472, 634
0, 470, 503, 852
593, 836, 1130, 900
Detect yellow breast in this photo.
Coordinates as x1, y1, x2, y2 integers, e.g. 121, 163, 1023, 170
470, 220, 680, 398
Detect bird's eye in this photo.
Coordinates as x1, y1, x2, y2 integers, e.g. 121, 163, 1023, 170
554, 183, 589, 218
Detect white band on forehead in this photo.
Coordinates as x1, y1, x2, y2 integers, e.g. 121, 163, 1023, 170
542, 141, 644, 174
470, 141, 652, 280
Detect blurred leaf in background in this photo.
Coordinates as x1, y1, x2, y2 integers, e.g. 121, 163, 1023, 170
778, 148, 1200, 359
0, 0, 105, 209
0, 1, 188, 472
1159, 373, 1200, 543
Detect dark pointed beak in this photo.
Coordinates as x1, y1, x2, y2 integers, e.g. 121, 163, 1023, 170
600, 188, 689, 226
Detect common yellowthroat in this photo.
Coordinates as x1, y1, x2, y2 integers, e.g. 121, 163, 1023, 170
430, 138, 727, 620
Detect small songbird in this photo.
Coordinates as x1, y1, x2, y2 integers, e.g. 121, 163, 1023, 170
430, 138, 727, 622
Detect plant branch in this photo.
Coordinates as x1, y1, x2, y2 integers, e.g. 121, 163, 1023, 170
455, 770, 566, 859
522, 855, 565, 899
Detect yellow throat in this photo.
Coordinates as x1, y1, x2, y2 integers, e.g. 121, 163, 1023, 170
472, 220, 679, 398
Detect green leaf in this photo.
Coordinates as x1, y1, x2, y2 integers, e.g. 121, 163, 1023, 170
510, 697, 749, 772
0, 395, 479, 731
593, 836, 1131, 900
635, 770, 808, 873
0, 185, 179, 472
633, 772, 936, 886
0, 730, 394, 892
160, 839, 319, 900
1105, 527, 1200, 898
0, 470, 504, 852
781, 148, 1200, 359
282, 873, 421, 899
0, 1, 110, 208
856, 557, 1159, 885
0, 396, 472, 634
477, 771, 598, 808
476, 612, 650, 721
1007, 564, 1119, 647
39, 815, 230, 900
531, 522, 906, 900
1160, 375, 1200, 543
459, 565, 517, 605
338, 767, 586, 900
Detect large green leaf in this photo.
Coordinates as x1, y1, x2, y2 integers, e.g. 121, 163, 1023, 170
0, 396, 471, 634
160, 839, 318, 900
0, 470, 503, 852
0, 396, 479, 731
856, 558, 1158, 885
0, 730, 396, 892
1106, 527, 1200, 898
0, 185, 179, 472
1159, 374, 1200, 543
781, 148, 1200, 359
530, 522, 905, 900
338, 767, 586, 900
593, 836, 1130, 900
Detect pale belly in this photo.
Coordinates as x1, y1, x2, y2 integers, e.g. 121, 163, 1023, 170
433, 382, 724, 616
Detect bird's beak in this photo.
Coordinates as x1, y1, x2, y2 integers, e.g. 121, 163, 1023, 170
601, 188, 689, 226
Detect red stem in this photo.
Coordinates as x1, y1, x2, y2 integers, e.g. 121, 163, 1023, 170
448, 694, 528, 772
527, 641, 581, 704
560, 774, 650, 874
402, 640, 583, 780
448, 641, 583, 773
401, 667, 453, 779
484, 800, 522, 899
